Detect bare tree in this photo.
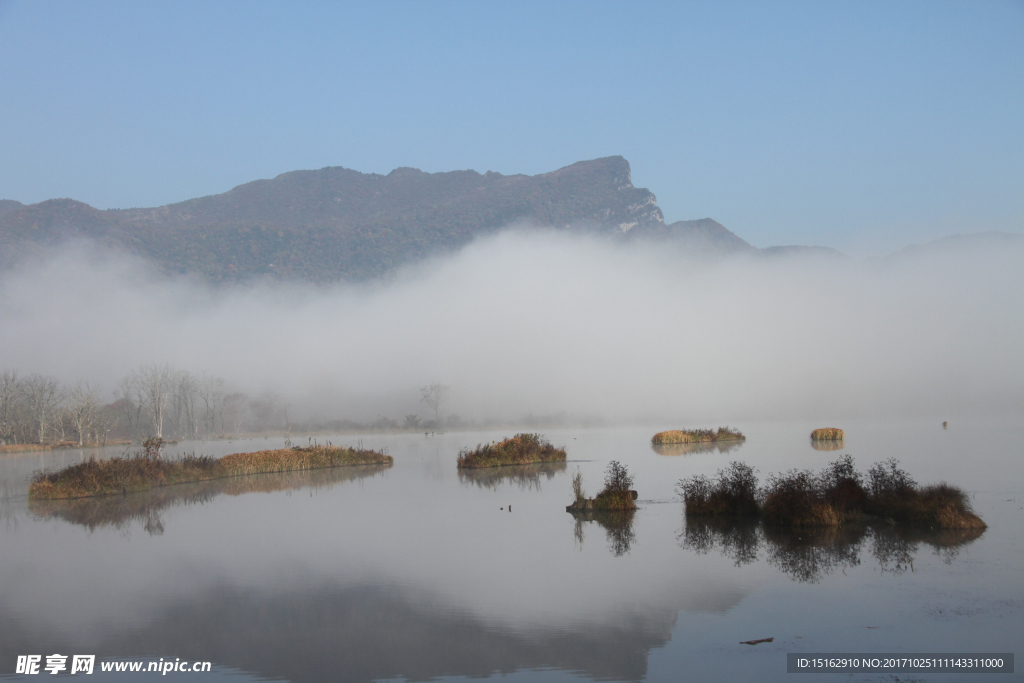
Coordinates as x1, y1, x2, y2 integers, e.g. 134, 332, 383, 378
93, 402, 119, 446
116, 374, 146, 439
419, 383, 450, 425
222, 392, 249, 436
133, 364, 174, 438
250, 390, 284, 434
66, 381, 101, 447
0, 370, 21, 445
171, 369, 200, 439
197, 373, 225, 436
22, 374, 62, 444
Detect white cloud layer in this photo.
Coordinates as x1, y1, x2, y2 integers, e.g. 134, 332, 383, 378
1, 230, 1021, 423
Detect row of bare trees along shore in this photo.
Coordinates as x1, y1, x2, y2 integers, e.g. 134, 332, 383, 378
0, 366, 288, 447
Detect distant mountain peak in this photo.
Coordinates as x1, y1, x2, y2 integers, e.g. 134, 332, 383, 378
0, 157, 752, 282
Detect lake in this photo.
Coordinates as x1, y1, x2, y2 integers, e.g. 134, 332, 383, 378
1, 418, 1021, 682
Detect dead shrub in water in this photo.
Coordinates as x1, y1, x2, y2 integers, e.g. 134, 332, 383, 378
920, 484, 986, 529
884, 482, 987, 529
652, 427, 744, 445
571, 466, 585, 504
457, 433, 566, 469
678, 455, 983, 530
863, 459, 985, 529
867, 458, 917, 499
810, 428, 844, 441
593, 460, 637, 510
761, 468, 838, 527
677, 461, 759, 517
819, 454, 868, 513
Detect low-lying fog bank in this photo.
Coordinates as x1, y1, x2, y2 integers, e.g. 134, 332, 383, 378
1, 229, 1021, 425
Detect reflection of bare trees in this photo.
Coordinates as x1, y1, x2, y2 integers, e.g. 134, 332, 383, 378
810, 439, 844, 451
678, 517, 759, 566
870, 526, 985, 575
651, 440, 744, 457
457, 461, 567, 491
569, 509, 637, 557
27, 465, 390, 534
678, 517, 985, 583
763, 524, 864, 582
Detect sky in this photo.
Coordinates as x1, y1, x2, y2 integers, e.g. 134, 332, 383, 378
0, 0, 1021, 256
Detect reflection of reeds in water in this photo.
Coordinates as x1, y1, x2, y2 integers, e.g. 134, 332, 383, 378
651, 440, 745, 456
678, 516, 985, 583
28, 465, 390, 534
810, 439, 844, 451
457, 461, 567, 490
569, 509, 636, 557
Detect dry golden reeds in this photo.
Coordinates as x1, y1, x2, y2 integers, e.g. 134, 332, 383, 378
28, 445, 392, 499
810, 428, 844, 441
651, 427, 745, 445
457, 433, 566, 469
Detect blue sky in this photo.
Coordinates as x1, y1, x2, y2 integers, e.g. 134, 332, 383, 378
0, 0, 1021, 254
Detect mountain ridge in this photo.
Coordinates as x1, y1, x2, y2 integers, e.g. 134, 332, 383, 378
0, 156, 913, 282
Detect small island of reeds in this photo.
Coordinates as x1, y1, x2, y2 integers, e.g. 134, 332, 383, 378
651, 427, 744, 445
456, 433, 566, 469
810, 427, 844, 441
28, 438, 393, 499
567, 461, 638, 512
677, 456, 985, 530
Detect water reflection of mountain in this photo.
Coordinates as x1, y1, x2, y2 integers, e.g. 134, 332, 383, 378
569, 508, 637, 556
27, 465, 391, 534
679, 518, 985, 583
457, 461, 566, 490
651, 440, 744, 456
0, 580, 676, 683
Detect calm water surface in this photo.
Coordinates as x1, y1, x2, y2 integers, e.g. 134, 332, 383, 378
1, 419, 1022, 682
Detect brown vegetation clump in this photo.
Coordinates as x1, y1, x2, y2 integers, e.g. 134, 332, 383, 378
592, 460, 638, 510
761, 469, 835, 527
456, 433, 566, 469
28, 441, 393, 499
677, 462, 759, 517
810, 428, 844, 441
760, 458, 864, 528
652, 427, 745, 445
678, 455, 985, 530
864, 461, 985, 529
566, 461, 638, 512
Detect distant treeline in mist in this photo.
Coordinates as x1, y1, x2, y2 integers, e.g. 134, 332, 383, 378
0, 366, 482, 448
0, 365, 298, 446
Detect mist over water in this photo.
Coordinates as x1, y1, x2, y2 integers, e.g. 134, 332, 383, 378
1, 230, 1021, 424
